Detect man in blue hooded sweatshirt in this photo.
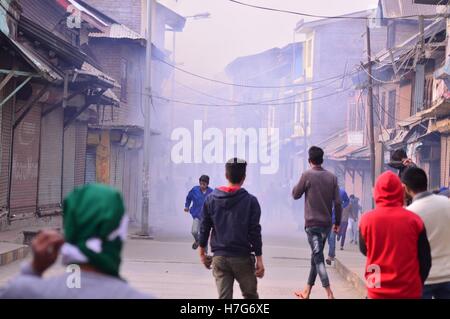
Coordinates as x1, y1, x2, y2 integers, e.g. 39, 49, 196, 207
199, 158, 264, 299
185, 175, 213, 250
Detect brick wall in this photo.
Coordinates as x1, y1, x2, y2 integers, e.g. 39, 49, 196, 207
83, 0, 143, 35
89, 40, 145, 127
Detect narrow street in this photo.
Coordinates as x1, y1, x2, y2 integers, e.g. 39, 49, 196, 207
2, 0, 450, 304
0, 234, 361, 299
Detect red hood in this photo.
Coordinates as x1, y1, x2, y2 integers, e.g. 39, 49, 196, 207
218, 185, 241, 193
56, 0, 70, 9
374, 171, 404, 207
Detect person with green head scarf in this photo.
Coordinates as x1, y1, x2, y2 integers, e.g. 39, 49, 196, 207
0, 184, 152, 299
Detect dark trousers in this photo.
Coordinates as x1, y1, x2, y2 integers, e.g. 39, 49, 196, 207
212, 256, 258, 299
337, 221, 348, 248
423, 281, 450, 299
305, 226, 331, 288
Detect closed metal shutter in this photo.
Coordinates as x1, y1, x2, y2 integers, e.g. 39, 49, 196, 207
63, 123, 76, 199
85, 146, 96, 184
441, 135, 450, 187
10, 102, 41, 219
38, 108, 63, 213
74, 122, 87, 187
0, 85, 13, 210
110, 144, 124, 191
123, 149, 142, 222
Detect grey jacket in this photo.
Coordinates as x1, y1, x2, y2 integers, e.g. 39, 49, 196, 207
292, 167, 342, 228
0, 264, 152, 299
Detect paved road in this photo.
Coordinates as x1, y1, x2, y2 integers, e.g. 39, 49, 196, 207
0, 234, 361, 299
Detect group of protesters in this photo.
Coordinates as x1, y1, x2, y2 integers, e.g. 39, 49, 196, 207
0, 144, 448, 300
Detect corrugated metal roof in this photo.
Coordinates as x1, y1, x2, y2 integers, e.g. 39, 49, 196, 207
102, 88, 119, 104
373, 18, 445, 68
380, 0, 449, 18
347, 146, 370, 159
0, 33, 63, 82
90, 23, 144, 40
88, 124, 161, 135
77, 62, 119, 87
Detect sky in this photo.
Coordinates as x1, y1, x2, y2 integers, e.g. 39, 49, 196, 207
159, 0, 379, 77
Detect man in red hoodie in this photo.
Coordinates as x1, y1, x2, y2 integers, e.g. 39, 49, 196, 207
359, 171, 431, 299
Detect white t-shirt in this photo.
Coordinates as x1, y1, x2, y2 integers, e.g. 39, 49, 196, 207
408, 193, 450, 285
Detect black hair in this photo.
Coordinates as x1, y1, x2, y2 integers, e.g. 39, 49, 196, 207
199, 175, 210, 184
225, 158, 247, 184
308, 146, 324, 165
391, 149, 408, 162
401, 167, 428, 193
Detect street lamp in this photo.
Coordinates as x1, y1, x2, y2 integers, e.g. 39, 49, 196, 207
167, 11, 211, 67
167, 11, 211, 100
185, 12, 211, 20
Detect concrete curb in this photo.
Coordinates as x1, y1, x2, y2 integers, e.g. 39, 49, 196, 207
335, 258, 367, 299
0, 245, 30, 267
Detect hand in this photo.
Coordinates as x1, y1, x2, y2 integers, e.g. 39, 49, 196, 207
199, 247, 211, 269
255, 256, 265, 279
402, 158, 413, 167
184, 208, 189, 213
31, 230, 64, 276
332, 224, 340, 234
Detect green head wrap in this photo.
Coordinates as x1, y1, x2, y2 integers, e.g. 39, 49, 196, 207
62, 183, 128, 278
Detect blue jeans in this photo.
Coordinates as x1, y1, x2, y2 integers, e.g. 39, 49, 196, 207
305, 226, 331, 288
191, 218, 200, 243
337, 221, 348, 248
423, 281, 450, 299
327, 231, 336, 258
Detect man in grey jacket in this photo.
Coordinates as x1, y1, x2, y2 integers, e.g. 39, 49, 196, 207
292, 146, 342, 299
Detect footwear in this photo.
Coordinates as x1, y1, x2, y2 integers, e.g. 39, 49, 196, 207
326, 258, 333, 266
192, 241, 199, 250
340, 247, 344, 250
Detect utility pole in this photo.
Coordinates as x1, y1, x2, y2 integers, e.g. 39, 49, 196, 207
366, 21, 376, 193
139, 0, 153, 237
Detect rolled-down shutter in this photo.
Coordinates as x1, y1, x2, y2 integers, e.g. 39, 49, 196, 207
0, 86, 13, 211
85, 146, 96, 184
10, 103, 41, 219
441, 135, 450, 187
110, 144, 124, 191
63, 124, 76, 198
38, 108, 63, 214
123, 149, 142, 221
74, 122, 87, 187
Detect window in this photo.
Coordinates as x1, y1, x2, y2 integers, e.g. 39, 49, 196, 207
387, 90, 396, 128
120, 58, 128, 102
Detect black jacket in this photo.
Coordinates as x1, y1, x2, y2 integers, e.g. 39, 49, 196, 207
199, 188, 262, 257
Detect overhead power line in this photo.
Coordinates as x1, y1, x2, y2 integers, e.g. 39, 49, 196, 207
228, 0, 445, 20
156, 57, 361, 89
151, 86, 353, 107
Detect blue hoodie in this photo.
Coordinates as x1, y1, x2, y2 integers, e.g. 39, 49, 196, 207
185, 186, 213, 219
199, 187, 262, 257
332, 188, 349, 224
